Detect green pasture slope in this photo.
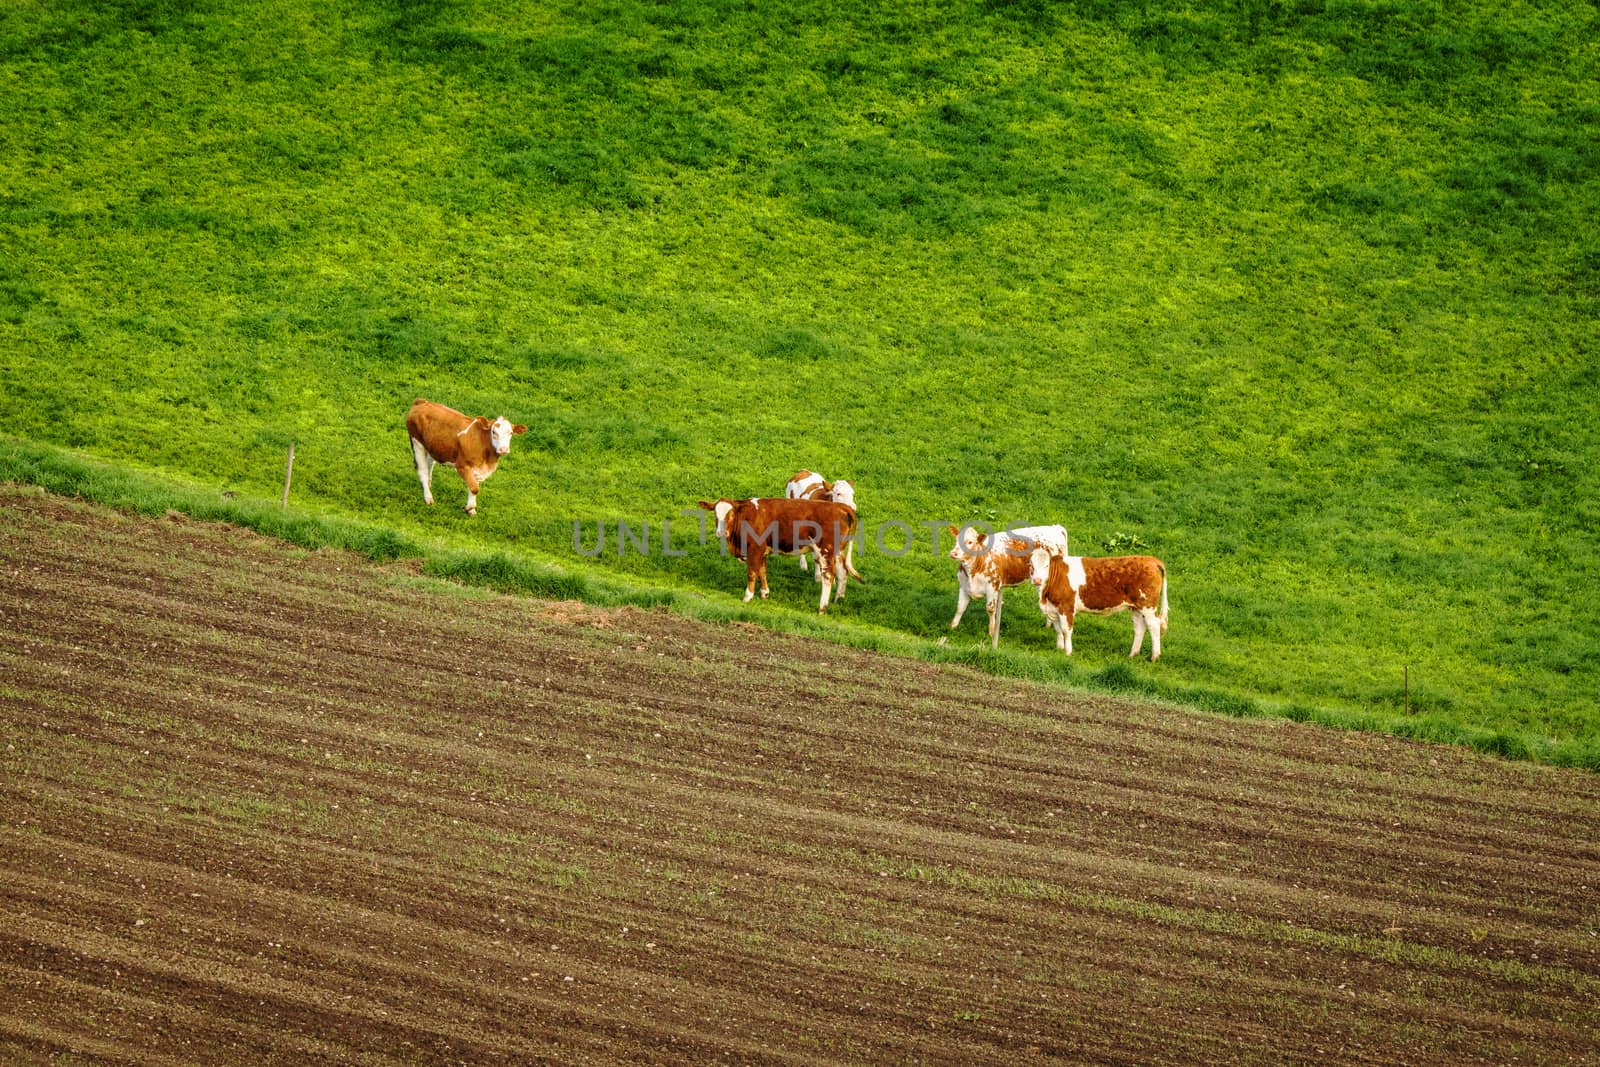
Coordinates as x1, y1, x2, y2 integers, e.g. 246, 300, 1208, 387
2, 0, 1597, 765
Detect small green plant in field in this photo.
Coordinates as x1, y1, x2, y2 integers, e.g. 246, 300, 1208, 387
1101, 532, 1150, 554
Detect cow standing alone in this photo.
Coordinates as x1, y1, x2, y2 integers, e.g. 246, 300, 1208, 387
405, 398, 526, 515
1028, 545, 1169, 660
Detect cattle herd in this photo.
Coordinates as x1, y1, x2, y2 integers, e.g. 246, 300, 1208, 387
406, 399, 1169, 660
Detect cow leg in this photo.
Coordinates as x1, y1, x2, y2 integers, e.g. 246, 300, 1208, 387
831, 551, 847, 600
1130, 611, 1148, 658
460, 467, 481, 515
754, 546, 771, 599
844, 538, 864, 581
410, 438, 436, 505
1040, 605, 1067, 651
799, 546, 809, 573
986, 591, 1003, 650
743, 546, 763, 602
1143, 608, 1162, 661
1049, 603, 1075, 655
949, 573, 972, 631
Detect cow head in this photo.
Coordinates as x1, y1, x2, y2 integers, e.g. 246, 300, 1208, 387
829, 479, 856, 509
1028, 545, 1057, 589
487, 416, 528, 456
698, 499, 737, 541
947, 523, 989, 563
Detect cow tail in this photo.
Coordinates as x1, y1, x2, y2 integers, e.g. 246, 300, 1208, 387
1158, 561, 1169, 633
843, 510, 865, 582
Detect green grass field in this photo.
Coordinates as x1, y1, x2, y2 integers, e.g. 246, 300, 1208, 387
2, 0, 1597, 765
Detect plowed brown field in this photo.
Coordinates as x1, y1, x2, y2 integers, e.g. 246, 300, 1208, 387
2, 486, 1597, 1065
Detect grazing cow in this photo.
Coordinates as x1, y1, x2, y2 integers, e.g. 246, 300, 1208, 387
405, 398, 526, 515
784, 471, 864, 581
785, 469, 831, 502
943, 523, 1069, 649
1028, 545, 1169, 660
698, 497, 859, 613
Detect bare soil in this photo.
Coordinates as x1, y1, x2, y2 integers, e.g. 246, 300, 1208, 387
2, 486, 1597, 1065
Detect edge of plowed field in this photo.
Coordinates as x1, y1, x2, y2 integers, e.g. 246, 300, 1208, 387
3, 436, 1596, 772
3, 484, 1599, 1064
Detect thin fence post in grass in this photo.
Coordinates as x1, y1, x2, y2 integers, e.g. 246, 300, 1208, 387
281, 441, 295, 510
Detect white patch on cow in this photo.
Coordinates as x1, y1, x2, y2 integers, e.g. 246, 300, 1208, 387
966, 569, 999, 598
1065, 556, 1088, 611
713, 500, 734, 540
1007, 524, 1068, 556
1028, 546, 1066, 646
488, 416, 516, 455
1028, 546, 1052, 585
410, 437, 436, 505
786, 472, 826, 500
948, 567, 974, 631
830, 479, 856, 509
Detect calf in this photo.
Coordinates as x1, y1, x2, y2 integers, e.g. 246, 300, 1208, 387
405, 398, 526, 515
698, 496, 859, 613
944, 523, 1069, 649
783, 471, 864, 581
1028, 545, 1169, 660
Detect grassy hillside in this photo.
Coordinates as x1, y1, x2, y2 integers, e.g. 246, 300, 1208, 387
2, 0, 1597, 759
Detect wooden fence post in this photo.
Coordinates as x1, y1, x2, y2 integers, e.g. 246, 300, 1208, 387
281, 442, 295, 510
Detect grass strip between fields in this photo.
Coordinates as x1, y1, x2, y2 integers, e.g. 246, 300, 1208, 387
6, 436, 1595, 772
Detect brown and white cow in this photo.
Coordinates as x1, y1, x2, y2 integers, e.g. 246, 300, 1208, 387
405, 398, 526, 515
698, 496, 859, 613
785, 469, 831, 502
943, 523, 1069, 649
1028, 545, 1169, 660
784, 470, 863, 581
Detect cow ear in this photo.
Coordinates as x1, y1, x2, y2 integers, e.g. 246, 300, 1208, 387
474, 416, 491, 428
512, 424, 527, 434
947, 524, 959, 537
697, 500, 714, 510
